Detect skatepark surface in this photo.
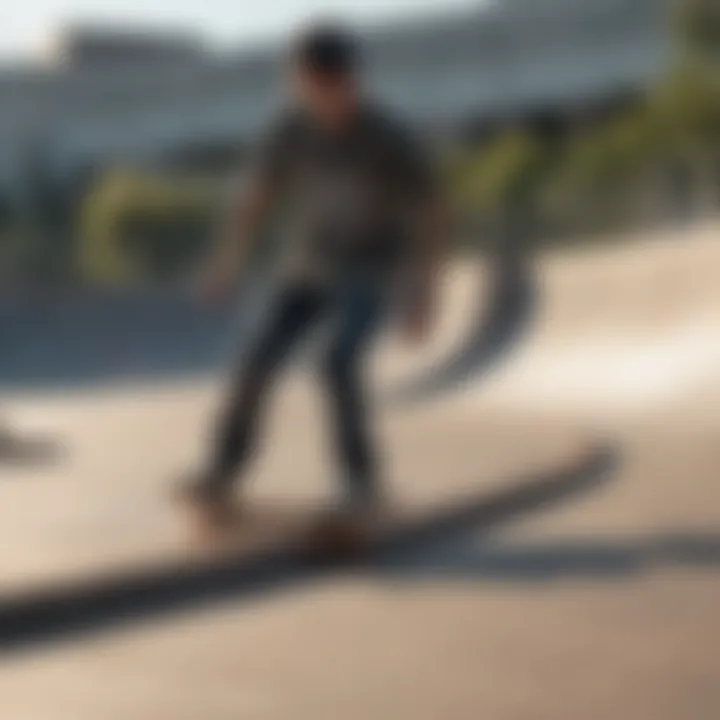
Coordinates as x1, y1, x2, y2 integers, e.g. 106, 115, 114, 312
1, 220, 720, 719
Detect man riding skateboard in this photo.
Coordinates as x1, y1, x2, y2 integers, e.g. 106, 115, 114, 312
179, 22, 447, 534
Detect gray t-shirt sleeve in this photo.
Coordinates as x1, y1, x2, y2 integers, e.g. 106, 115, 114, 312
247, 112, 297, 192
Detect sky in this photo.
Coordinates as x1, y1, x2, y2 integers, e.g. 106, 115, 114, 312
2, 0, 488, 61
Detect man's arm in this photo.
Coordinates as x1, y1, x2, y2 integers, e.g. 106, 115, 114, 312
200, 116, 291, 301
394, 126, 448, 342
404, 191, 448, 342
200, 176, 276, 301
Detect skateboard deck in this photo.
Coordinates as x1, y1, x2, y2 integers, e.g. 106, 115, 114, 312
182, 499, 399, 561
181, 441, 611, 561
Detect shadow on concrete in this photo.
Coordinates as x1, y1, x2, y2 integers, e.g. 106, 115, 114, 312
0, 443, 616, 653
0, 289, 241, 390
386, 253, 537, 406
0, 430, 66, 468
374, 533, 720, 582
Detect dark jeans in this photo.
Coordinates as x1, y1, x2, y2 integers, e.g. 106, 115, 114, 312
208, 275, 388, 505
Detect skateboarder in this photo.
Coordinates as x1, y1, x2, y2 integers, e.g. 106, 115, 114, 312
179, 22, 446, 528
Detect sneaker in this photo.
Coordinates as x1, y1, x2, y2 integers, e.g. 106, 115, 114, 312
311, 493, 385, 559
174, 472, 238, 531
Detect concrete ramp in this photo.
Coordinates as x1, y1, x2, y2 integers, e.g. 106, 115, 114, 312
473, 222, 720, 421
378, 220, 720, 422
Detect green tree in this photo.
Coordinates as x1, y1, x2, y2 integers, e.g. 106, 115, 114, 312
80, 170, 217, 284
678, 0, 720, 61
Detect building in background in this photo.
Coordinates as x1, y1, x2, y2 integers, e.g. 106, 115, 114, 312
0, 0, 684, 286
0, 0, 672, 188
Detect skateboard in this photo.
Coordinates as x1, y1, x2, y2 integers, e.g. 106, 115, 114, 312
179, 441, 612, 563
180, 498, 390, 561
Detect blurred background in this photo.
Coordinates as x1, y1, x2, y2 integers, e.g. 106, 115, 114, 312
0, 0, 717, 383
1, 1, 720, 718
0, 0, 716, 285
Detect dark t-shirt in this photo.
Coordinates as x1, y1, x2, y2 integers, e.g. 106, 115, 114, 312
250, 103, 437, 282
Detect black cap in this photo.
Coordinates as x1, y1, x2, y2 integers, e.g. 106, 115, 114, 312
293, 22, 358, 77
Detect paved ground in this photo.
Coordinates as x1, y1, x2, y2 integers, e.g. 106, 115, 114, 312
1, 221, 719, 719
